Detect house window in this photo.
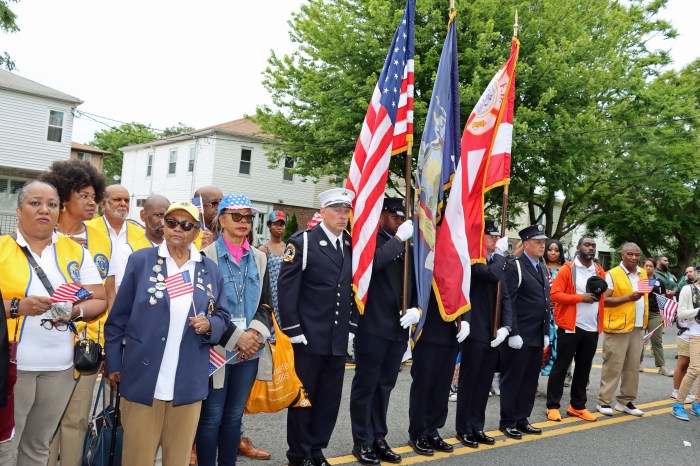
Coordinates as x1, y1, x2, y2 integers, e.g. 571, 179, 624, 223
188, 146, 196, 173
9, 180, 24, 194
146, 153, 154, 177
168, 150, 178, 175
76, 152, 92, 162
47, 110, 64, 142
283, 156, 294, 181
239, 148, 252, 175
136, 198, 147, 207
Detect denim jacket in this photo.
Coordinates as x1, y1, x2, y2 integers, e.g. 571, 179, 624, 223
215, 237, 261, 326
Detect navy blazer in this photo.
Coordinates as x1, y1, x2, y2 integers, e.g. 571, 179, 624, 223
502, 255, 551, 347
105, 247, 230, 407
278, 225, 356, 356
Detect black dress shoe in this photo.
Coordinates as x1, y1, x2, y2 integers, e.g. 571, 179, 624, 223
500, 427, 522, 440
455, 433, 479, 449
352, 445, 380, 465
516, 423, 542, 435
408, 438, 434, 456
291, 459, 315, 466
311, 456, 331, 466
373, 438, 401, 463
474, 431, 495, 445
428, 435, 453, 452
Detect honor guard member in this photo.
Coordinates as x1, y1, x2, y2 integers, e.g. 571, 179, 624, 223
349, 197, 414, 465
498, 224, 551, 439
455, 220, 512, 448
278, 187, 357, 466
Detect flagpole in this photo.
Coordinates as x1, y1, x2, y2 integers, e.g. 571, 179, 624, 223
402, 142, 412, 315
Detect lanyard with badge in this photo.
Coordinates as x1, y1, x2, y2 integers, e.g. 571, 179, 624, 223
224, 254, 249, 330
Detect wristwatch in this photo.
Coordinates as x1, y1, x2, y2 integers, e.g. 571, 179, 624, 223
10, 298, 20, 318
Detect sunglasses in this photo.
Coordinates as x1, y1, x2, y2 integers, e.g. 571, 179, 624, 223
226, 212, 255, 223
164, 217, 199, 231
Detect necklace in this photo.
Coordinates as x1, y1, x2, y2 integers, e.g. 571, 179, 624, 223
56, 222, 86, 238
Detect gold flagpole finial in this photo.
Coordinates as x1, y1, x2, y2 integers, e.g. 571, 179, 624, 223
513, 9, 519, 37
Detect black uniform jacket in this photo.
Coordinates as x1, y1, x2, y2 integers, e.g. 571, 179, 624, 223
463, 253, 512, 344
501, 255, 550, 347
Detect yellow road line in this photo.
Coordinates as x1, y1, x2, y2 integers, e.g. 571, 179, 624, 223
327, 399, 675, 465
590, 364, 674, 375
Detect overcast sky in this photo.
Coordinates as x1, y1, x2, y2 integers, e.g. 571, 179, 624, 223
4, 0, 698, 144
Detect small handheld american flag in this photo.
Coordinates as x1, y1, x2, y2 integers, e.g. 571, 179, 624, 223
209, 347, 230, 376
636, 278, 657, 294
165, 270, 194, 299
655, 293, 678, 327
50, 283, 92, 303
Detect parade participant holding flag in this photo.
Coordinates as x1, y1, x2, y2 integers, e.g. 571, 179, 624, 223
105, 201, 229, 466
196, 194, 274, 466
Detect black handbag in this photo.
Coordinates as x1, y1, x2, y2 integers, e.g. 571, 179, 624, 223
83, 377, 123, 466
10, 233, 103, 374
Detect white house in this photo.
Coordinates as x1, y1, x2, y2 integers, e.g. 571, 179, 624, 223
0, 69, 82, 232
120, 118, 336, 243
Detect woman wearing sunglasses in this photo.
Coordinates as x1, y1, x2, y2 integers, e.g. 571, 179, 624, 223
105, 201, 230, 466
0, 181, 107, 466
196, 194, 274, 466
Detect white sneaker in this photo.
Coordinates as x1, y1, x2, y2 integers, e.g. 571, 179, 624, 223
597, 404, 614, 416
671, 389, 678, 399
614, 401, 644, 416
671, 389, 696, 404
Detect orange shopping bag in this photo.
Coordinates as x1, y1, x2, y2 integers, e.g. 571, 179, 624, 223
245, 315, 311, 414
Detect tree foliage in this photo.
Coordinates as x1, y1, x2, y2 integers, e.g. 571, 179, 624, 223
89, 123, 158, 184
282, 213, 299, 242
0, 0, 20, 70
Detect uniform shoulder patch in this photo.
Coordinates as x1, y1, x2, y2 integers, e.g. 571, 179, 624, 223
283, 243, 296, 263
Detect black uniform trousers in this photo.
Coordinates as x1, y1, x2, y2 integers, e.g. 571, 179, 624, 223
455, 338, 499, 435
499, 344, 542, 429
546, 328, 599, 410
286, 348, 345, 462
350, 332, 406, 445
408, 341, 457, 440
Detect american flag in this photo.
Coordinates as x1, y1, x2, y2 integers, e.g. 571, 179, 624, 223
50, 283, 92, 303
643, 324, 662, 345
209, 347, 229, 376
165, 270, 194, 299
346, 0, 414, 314
307, 212, 322, 229
655, 293, 678, 327
636, 278, 657, 294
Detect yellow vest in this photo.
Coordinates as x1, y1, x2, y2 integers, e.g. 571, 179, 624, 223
127, 233, 155, 253
603, 265, 649, 333
0, 234, 84, 342
79, 223, 113, 344
86, 216, 147, 259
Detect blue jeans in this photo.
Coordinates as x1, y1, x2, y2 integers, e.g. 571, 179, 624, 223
196, 359, 259, 466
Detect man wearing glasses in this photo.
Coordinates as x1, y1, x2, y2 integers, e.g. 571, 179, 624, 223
193, 186, 224, 250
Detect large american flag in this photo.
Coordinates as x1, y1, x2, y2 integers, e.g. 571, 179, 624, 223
165, 270, 194, 299
347, 0, 414, 313
655, 293, 678, 327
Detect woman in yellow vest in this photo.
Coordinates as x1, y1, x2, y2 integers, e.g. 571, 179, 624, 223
0, 181, 107, 465
37, 160, 114, 466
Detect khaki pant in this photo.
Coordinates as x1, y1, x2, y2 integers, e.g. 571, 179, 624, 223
120, 398, 201, 466
598, 328, 644, 405
47, 372, 99, 466
0, 368, 75, 466
677, 335, 700, 401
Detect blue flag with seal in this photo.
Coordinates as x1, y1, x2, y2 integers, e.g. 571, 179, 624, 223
411, 12, 460, 346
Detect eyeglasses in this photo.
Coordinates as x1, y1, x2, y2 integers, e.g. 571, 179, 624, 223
164, 217, 199, 231
226, 212, 255, 223
41, 319, 77, 334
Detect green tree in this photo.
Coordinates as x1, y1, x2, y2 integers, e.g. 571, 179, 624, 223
282, 213, 299, 242
160, 122, 194, 137
89, 123, 158, 183
0, 0, 20, 70
256, 0, 677, 238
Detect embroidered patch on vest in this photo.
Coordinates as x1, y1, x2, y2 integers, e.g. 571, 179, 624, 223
67, 261, 81, 283
93, 254, 109, 279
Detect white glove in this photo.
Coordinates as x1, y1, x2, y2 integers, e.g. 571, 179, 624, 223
347, 332, 355, 358
400, 307, 421, 328
290, 334, 308, 345
544, 335, 550, 348
490, 327, 509, 347
396, 219, 414, 242
456, 321, 470, 343
508, 335, 523, 349
495, 237, 509, 253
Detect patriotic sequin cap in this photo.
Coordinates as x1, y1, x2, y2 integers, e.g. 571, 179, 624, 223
217, 194, 259, 213
267, 210, 287, 224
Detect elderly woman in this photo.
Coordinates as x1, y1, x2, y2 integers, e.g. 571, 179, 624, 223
0, 181, 107, 465
38, 159, 116, 466
105, 201, 230, 466
196, 194, 273, 466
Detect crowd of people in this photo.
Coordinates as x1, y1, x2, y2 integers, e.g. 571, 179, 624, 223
1, 159, 699, 466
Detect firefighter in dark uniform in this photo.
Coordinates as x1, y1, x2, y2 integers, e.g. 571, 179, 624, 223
499, 224, 551, 439
278, 188, 357, 466
455, 220, 513, 448
349, 197, 414, 465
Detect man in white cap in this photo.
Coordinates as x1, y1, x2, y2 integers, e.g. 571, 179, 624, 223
278, 187, 357, 466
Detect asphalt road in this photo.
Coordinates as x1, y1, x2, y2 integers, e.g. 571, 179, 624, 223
235, 329, 700, 466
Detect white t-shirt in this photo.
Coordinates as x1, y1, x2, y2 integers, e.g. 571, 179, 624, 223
677, 283, 700, 337
15, 231, 102, 371
573, 258, 599, 332
606, 263, 646, 328
153, 242, 201, 401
